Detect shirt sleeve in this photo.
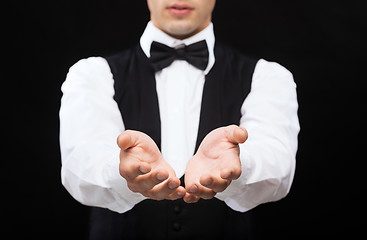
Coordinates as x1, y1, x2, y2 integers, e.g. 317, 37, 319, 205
215, 59, 300, 212
59, 57, 146, 213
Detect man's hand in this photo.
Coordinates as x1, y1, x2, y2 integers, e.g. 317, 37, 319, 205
117, 130, 186, 200
183, 125, 248, 203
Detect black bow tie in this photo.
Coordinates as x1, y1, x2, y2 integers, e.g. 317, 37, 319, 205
149, 40, 209, 72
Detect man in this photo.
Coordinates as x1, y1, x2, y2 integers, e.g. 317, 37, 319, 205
60, 0, 300, 239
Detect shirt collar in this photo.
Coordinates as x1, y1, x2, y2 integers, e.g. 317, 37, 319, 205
140, 21, 215, 74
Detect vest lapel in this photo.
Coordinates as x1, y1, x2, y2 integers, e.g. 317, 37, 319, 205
195, 43, 254, 152
110, 45, 161, 149
195, 45, 224, 152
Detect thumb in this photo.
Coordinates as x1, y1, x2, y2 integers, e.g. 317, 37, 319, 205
117, 130, 139, 150
225, 125, 248, 144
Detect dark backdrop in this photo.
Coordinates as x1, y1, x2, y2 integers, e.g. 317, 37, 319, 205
14, 0, 366, 239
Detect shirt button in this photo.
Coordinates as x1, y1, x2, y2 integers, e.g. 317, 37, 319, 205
173, 205, 181, 214
172, 221, 181, 231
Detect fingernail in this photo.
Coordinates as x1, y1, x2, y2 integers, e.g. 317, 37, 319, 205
168, 181, 178, 189
188, 184, 198, 193
156, 173, 167, 181
177, 191, 184, 197
139, 166, 148, 174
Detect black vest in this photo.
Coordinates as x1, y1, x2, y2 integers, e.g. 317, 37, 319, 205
89, 43, 258, 240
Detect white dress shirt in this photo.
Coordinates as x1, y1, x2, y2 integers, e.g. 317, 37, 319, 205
59, 21, 300, 214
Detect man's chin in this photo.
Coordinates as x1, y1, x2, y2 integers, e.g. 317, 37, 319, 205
165, 22, 200, 39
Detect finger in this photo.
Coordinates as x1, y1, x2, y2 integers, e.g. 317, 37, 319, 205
187, 183, 216, 200
220, 167, 242, 180
225, 125, 248, 144
133, 168, 170, 191
117, 130, 138, 150
166, 186, 186, 200
183, 193, 200, 203
200, 175, 231, 193
145, 176, 181, 200
119, 160, 151, 180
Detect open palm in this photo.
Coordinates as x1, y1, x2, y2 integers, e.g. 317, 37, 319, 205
184, 125, 248, 203
118, 130, 185, 200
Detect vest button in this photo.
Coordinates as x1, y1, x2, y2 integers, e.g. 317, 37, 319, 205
172, 221, 181, 231
173, 205, 181, 214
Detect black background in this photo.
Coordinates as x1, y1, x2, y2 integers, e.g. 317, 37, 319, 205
14, 0, 366, 239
